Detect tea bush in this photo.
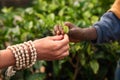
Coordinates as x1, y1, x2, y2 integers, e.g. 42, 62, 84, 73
1, 0, 120, 80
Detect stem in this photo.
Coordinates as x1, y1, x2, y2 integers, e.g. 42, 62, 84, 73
73, 57, 80, 80
69, 58, 76, 68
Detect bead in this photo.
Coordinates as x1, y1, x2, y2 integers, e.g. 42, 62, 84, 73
6, 40, 38, 77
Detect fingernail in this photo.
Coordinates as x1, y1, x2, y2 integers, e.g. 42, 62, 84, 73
57, 31, 59, 35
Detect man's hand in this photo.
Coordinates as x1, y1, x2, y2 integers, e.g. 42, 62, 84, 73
54, 22, 84, 42
54, 22, 97, 42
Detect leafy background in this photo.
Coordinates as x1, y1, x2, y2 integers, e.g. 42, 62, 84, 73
0, 0, 120, 80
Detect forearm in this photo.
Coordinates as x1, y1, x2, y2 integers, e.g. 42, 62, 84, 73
79, 11, 120, 43
0, 49, 15, 69
67, 27, 97, 42
82, 27, 97, 41
0, 42, 33, 69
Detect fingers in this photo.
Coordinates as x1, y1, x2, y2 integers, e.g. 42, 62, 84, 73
64, 22, 76, 29
49, 35, 64, 41
60, 34, 69, 44
42, 44, 69, 61
53, 50, 69, 60
54, 22, 76, 35
49, 35, 69, 60
54, 25, 60, 35
57, 44, 69, 57
54, 34, 69, 49
45, 50, 69, 61
54, 25, 64, 35
59, 25, 64, 35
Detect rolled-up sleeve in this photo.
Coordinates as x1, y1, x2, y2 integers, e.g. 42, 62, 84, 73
93, 12, 120, 43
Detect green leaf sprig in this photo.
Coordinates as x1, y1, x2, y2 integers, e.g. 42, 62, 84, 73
63, 25, 69, 34
60, 21, 69, 34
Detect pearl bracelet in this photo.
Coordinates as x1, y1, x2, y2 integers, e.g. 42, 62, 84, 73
29, 41, 37, 67
17, 44, 26, 68
24, 41, 37, 68
6, 40, 37, 77
13, 45, 23, 69
7, 46, 20, 69
20, 44, 29, 67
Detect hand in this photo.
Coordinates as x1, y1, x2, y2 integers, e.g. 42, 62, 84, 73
54, 22, 83, 42
33, 34, 69, 61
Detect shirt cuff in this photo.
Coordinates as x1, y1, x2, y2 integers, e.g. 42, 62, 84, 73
91, 25, 103, 44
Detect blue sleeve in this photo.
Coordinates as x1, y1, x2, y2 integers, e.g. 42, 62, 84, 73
93, 12, 120, 43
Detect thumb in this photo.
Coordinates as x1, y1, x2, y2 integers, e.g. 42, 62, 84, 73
64, 22, 76, 29
51, 35, 64, 41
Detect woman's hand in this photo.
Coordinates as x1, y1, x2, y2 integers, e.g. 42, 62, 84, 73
33, 34, 69, 61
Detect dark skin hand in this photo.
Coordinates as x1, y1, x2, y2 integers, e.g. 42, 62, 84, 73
54, 22, 97, 42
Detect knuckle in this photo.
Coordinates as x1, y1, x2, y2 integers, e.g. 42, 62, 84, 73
53, 44, 60, 50
46, 36, 51, 39
66, 51, 69, 56
67, 45, 69, 49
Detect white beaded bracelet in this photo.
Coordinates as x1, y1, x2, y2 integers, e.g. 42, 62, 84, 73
7, 46, 20, 69
24, 41, 37, 68
6, 46, 19, 77
6, 40, 38, 77
13, 45, 23, 69
20, 44, 29, 68
28, 41, 37, 67
16, 44, 26, 68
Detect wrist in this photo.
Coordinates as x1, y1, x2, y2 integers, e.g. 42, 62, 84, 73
82, 27, 97, 41
0, 49, 15, 68
33, 39, 41, 60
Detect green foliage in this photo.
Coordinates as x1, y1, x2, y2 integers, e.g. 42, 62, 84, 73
0, 0, 119, 80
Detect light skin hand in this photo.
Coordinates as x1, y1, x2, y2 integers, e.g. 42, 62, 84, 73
33, 34, 69, 61
0, 35, 69, 69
